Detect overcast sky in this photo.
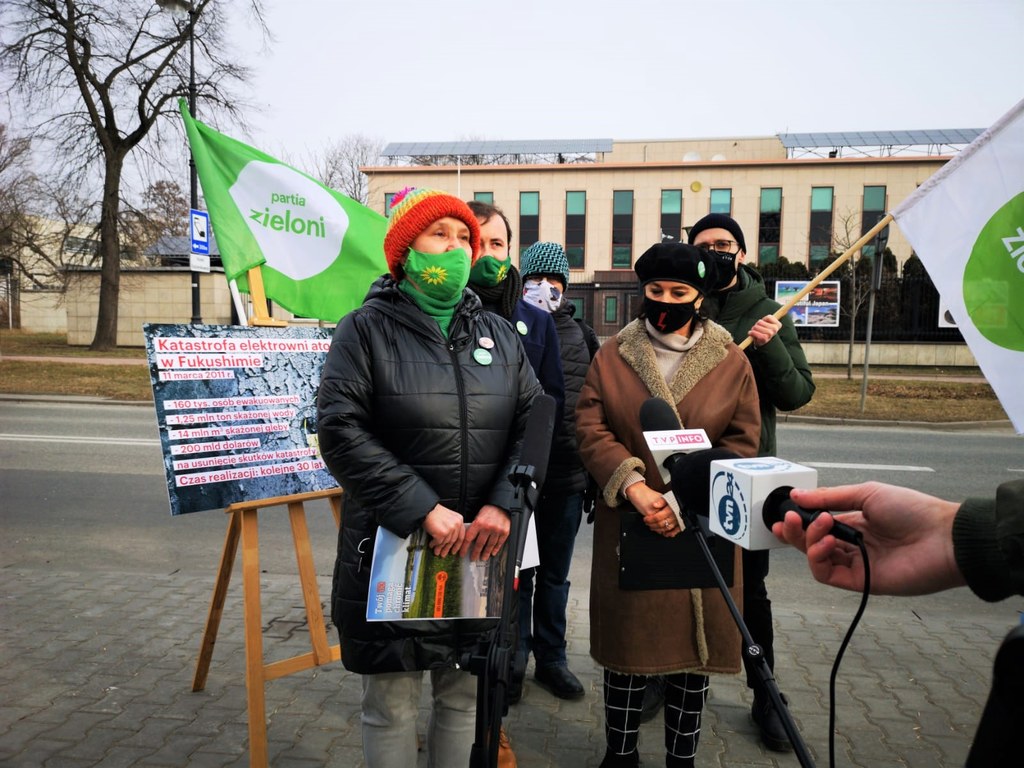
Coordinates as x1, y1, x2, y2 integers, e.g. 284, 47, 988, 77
234, 0, 1023, 158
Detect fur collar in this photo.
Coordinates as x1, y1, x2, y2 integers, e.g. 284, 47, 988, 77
616, 318, 733, 427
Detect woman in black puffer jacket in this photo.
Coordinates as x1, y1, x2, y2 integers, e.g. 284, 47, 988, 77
317, 187, 541, 768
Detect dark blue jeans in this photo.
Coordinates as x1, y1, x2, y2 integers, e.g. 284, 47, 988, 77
518, 491, 583, 670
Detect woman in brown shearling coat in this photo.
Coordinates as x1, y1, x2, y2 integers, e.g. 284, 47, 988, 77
576, 242, 760, 768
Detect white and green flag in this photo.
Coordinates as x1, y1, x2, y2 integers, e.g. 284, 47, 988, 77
180, 101, 387, 322
893, 98, 1024, 434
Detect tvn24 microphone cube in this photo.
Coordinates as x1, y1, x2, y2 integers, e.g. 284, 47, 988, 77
709, 457, 818, 550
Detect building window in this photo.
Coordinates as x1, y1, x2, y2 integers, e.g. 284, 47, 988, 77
660, 190, 682, 242
384, 192, 395, 216
565, 191, 586, 269
604, 295, 618, 324
65, 235, 99, 255
758, 188, 782, 264
519, 192, 539, 257
809, 186, 834, 268
612, 190, 633, 268
861, 185, 887, 259
710, 188, 732, 215
568, 294, 588, 323
474, 191, 494, 205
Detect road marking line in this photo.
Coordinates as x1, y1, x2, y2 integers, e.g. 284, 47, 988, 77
0, 433, 160, 447
801, 461, 934, 472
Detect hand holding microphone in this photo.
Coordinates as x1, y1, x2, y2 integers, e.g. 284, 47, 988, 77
774, 482, 966, 597
764, 486, 862, 546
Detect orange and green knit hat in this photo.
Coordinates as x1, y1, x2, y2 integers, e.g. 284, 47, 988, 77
384, 187, 481, 280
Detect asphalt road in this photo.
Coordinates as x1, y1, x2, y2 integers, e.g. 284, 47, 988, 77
0, 400, 339, 576
2, 400, 1020, 609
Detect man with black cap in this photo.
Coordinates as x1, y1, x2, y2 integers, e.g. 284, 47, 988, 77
688, 212, 815, 752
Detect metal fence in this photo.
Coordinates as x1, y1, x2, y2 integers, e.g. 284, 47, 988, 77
570, 274, 965, 344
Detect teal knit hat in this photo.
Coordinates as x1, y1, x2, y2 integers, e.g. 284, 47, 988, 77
520, 241, 570, 287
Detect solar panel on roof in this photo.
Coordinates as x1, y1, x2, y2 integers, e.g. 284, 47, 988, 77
778, 129, 983, 149
382, 139, 613, 157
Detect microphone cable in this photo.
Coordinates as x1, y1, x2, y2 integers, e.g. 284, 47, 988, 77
826, 538, 871, 768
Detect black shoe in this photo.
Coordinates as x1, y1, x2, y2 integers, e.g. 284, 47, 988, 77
639, 675, 665, 723
534, 665, 585, 700
751, 692, 793, 752
507, 675, 523, 705
599, 748, 640, 768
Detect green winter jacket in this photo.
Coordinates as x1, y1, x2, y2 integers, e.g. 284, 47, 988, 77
704, 264, 815, 456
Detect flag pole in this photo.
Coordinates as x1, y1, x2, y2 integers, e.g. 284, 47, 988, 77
737, 212, 894, 351
228, 279, 249, 327
246, 267, 288, 327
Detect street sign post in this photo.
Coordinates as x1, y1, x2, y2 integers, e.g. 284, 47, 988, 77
190, 209, 211, 273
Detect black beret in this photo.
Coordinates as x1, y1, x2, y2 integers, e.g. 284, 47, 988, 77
633, 242, 717, 294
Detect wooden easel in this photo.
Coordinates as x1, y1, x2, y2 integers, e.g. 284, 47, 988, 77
192, 267, 340, 767
191, 489, 343, 768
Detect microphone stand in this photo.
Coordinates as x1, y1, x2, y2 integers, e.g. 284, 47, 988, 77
676, 504, 817, 767
465, 461, 539, 768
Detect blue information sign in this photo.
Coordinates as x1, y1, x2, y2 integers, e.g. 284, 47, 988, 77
190, 209, 210, 255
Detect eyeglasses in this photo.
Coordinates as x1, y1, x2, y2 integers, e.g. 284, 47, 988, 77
696, 239, 739, 255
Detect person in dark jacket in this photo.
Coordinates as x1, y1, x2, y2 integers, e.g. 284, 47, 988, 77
317, 187, 542, 768
687, 213, 815, 751
467, 200, 565, 420
514, 240, 598, 701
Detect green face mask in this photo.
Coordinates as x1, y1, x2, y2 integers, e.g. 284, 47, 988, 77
401, 247, 471, 304
469, 254, 510, 287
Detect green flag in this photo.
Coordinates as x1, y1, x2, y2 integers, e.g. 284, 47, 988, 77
179, 100, 387, 322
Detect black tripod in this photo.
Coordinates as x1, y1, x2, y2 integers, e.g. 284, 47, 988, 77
465, 394, 555, 768
674, 499, 817, 767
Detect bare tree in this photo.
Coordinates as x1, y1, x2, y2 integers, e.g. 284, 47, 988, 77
0, 123, 35, 254
0, 0, 267, 349
1, 124, 96, 307
309, 134, 385, 205
826, 209, 896, 379
120, 178, 189, 261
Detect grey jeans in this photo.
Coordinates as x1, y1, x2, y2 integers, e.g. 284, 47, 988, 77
360, 667, 477, 768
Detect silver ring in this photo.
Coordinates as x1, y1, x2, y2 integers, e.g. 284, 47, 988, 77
664, 520, 670, 529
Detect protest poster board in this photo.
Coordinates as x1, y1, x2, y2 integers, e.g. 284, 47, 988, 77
144, 323, 338, 515
774, 280, 841, 326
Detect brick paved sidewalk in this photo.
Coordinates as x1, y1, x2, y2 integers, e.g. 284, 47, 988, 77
1, 520, 1016, 767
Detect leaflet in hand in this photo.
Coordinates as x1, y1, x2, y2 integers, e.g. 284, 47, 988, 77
366, 527, 508, 621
